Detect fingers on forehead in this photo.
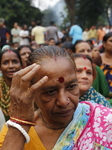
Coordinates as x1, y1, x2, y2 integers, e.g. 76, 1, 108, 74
30, 76, 48, 92
13, 64, 40, 78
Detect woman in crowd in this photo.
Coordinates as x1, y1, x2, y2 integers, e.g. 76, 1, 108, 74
17, 45, 33, 68
73, 40, 110, 98
93, 32, 112, 98
91, 45, 100, 59
0, 49, 22, 120
0, 46, 112, 150
72, 53, 111, 107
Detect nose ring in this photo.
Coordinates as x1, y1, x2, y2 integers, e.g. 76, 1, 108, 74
67, 98, 70, 101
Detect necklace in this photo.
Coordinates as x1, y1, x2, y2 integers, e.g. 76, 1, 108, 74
38, 111, 67, 130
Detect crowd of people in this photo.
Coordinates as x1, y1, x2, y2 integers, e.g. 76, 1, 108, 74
0, 18, 112, 149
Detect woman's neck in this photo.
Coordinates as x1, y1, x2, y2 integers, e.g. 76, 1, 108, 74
101, 52, 112, 65
3, 77, 12, 87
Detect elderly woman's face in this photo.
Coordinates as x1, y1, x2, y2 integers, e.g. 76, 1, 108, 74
33, 58, 79, 124
74, 57, 93, 96
103, 36, 112, 52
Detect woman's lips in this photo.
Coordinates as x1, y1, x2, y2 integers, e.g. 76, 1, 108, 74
55, 109, 73, 117
8, 71, 16, 75
78, 81, 88, 85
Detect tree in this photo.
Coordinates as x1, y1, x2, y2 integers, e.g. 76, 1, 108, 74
64, 0, 76, 25
104, 0, 112, 25
0, 0, 43, 29
77, 0, 105, 27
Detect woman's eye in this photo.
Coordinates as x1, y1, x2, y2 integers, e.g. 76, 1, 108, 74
45, 90, 56, 95
87, 71, 92, 74
2, 61, 8, 65
67, 84, 77, 90
13, 60, 19, 64
76, 69, 82, 72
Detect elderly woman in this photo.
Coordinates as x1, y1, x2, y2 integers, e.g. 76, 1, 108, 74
0, 46, 112, 150
72, 53, 111, 107
0, 49, 22, 121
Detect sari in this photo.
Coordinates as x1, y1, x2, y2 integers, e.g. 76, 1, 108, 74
80, 87, 111, 108
0, 102, 112, 150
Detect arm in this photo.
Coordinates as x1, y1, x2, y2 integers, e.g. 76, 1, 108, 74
1, 64, 48, 150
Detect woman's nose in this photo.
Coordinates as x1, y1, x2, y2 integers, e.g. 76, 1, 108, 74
81, 71, 88, 78
56, 92, 69, 107
8, 62, 13, 68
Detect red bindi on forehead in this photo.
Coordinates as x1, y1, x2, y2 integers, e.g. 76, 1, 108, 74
57, 77, 64, 83
82, 55, 86, 59
8, 50, 12, 53
83, 67, 87, 70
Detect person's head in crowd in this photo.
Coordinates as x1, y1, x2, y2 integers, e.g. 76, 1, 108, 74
91, 46, 100, 59
102, 32, 112, 53
50, 21, 55, 25
22, 24, 28, 30
71, 53, 96, 96
62, 41, 73, 54
17, 45, 33, 68
11, 42, 19, 50
37, 20, 41, 26
86, 39, 94, 49
1, 45, 12, 51
0, 18, 4, 28
13, 22, 18, 29
31, 21, 36, 27
55, 41, 62, 47
73, 40, 92, 57
48, 38, 55, 46
39, 43, 48, 47
30, 41, 39, 50
0, 49, 22, 86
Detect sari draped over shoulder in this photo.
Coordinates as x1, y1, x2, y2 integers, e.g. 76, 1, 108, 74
53, 102, 112, 150
80, 87, 111, 108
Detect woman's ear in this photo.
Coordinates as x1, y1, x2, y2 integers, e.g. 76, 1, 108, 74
103, 41, 106, 48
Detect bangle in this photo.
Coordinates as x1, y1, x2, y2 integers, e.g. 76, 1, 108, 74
6, 120, 30, 143
10, 117, 36, 126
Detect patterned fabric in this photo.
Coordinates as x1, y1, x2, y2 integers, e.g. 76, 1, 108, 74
80, 87, 111, 108
100, 64, 112, 98
0, 76, 10, 119
0, 102, 112, 150
53, 102, 112, 150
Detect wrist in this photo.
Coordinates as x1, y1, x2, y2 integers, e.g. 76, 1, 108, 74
6, 120, 31, 143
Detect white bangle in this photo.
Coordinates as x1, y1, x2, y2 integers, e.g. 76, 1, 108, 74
6, 120, 30, 143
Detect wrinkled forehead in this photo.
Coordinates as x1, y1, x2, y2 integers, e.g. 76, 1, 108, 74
33, 57, 76, 82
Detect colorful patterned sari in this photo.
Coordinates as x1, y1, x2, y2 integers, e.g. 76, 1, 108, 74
80, 87, 111, 108
100, 64, 112, 98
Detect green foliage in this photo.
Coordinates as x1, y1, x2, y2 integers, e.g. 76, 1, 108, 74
0, 0, 43, 29
64, 0, 112, 28
77, 0, 105, 27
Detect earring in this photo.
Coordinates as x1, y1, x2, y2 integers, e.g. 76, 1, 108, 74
67, 98, 70, 101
